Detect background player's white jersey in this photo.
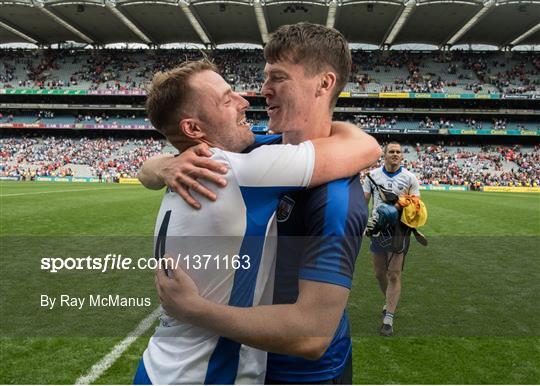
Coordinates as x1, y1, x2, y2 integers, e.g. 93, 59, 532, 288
144, 142, 315, 385
363, 166, 420, 216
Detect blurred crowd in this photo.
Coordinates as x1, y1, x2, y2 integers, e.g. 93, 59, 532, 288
0, 135, 166, 180
1, 49, 538, 94
348, 114, 537, 132
2, 110, 536, 133
2, 134, 538, 187
404, 143, 540, 187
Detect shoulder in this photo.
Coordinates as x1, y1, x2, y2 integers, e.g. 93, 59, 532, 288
309, 176, 362, 199
305, 177, 366, 221
208, 147, 230, 164
242, 134, 282, 153
369, 166, 384, 178
371, 166, 384, 174
219, 143, 314, 189
401, 167, 419, 181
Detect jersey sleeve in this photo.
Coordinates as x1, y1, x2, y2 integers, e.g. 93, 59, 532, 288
362, 175, 374, 194
298, 177, 368, 289
409, 173, 421, 196
224, 141, 315, 188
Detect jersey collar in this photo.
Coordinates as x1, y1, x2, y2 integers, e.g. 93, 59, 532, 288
382, 165, 402, 178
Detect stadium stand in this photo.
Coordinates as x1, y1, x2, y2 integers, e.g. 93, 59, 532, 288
0, 134, 175, 181
2, 132, 538, 188
1, 49, 538, 95
1, 110, 537, 133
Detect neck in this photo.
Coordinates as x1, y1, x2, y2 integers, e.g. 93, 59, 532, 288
282, 112, 332, 145
384, 164, 401, 173
175, 138, 205, 152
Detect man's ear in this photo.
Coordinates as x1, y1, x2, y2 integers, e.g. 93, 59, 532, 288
179, 118, 204, 140
316, 72, 337, 97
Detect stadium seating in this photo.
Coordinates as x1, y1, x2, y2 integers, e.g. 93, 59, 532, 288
2, 133, 538, 188
1, 49, 537, 95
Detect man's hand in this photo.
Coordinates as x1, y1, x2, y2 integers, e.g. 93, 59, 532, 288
154, 254, 348, 360
139, 143, 229, 209
155, 255, 201, 322
159, 144, 229, 209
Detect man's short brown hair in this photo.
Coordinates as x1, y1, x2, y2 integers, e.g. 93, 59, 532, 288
145, 60, 216, 138
264, 22, 351, 108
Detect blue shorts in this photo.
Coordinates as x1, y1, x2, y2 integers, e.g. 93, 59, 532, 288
133, 358, 152, 385
370, 223, 411, 255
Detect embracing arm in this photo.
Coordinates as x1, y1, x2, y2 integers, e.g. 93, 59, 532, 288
138, 143, 228, 208
156, 263, 348, 360
309, 121, 381, 187
138, 153, 174, 190
139, 125, 380, 208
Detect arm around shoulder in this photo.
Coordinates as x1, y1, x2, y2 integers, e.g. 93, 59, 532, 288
156, 262, 349, 360
138, 153, 173, 190
309, 121, 381, 187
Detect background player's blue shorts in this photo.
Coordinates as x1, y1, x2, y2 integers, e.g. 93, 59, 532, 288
370, 224, 411, 255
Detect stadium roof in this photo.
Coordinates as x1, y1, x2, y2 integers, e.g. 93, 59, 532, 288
0, 0, 539, 49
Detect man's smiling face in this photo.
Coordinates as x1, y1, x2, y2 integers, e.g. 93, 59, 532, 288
261, 60, 320, 133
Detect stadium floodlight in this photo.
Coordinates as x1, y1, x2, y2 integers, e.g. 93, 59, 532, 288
444, 0, 494, 46
326, 0, 337, 28
104, 0, 152, 44
253, 0, 269, 43
178, 0, 212, 45
507, 22, 540, 47
382, 0, 416, 46
0, 19, 38, 43
35, 2, 94, 43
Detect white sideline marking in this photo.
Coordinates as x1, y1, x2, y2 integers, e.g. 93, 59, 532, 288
75, 307, 161, 385
1, 187, 122, 197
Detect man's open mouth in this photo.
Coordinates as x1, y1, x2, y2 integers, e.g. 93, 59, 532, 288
238, 116, 248, 126
266, 105, 279, 115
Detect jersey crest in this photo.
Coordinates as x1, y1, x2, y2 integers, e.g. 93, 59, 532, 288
277, 195, 295, 222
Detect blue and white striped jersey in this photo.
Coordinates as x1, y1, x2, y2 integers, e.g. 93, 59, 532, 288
267, 177, 368, 382
143, 142, 314, 384
248, 135, 369, 382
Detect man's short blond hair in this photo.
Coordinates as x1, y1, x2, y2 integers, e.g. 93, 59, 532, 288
145, 60, 216, 138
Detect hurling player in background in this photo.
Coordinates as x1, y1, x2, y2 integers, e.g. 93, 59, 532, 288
141, 23, 379, 384
363, 141, 425, 337
135, 53, 381, 383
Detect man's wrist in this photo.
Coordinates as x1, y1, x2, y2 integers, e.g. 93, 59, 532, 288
155, 158, 169, 185
181, 294, 209, 324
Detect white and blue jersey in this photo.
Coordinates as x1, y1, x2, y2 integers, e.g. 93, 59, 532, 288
142, 142, 315, 384
251, 135, 368, 383
363, 166, 420, 217
363, 166, 420, 254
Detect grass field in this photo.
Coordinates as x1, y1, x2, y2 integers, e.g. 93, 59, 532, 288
1, 181, 539, 384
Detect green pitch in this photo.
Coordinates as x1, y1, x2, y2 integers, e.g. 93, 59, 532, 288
1, 182, 538, 384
